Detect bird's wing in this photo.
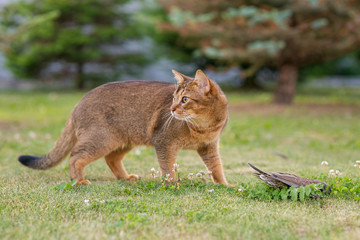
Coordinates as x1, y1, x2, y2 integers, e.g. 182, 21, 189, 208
270, 172, 304, 188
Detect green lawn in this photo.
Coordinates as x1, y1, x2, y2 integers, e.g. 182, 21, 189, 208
1, 88, 360, 239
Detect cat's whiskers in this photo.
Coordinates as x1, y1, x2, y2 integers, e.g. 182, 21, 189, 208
163, 111, 171, 120
183, 118, 194, 136
162, 112, 174, 132
190, 117, 200, 125
184, 115, 199, 135
169, 114, 175, 129
188, 118, 200, 131
166, 115, 174, 131
169, 112, 200, 135
162, 111, 171, 124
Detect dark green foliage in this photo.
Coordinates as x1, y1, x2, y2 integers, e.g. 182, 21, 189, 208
0, 0, 146, 89
157, 0, 360, 103
136, 0, 198, 65
55, 179, 77, 192
301, 51, 360, 81
245, 175, 360, 202
158, 0, 360, 70
321, 176, 360, 200
245, 183, 326, 202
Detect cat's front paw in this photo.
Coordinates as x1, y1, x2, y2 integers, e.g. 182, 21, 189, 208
76, 180, 92, 186
127, 174, 140, 181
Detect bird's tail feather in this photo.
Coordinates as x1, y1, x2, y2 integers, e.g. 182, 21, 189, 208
247, 163, 268, 176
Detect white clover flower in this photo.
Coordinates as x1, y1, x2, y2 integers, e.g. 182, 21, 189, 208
355, 160, 360, 168
84, 199, 89, 205
164, 173, 173, 181
207, 170, 213, 176
196, 173, 203, 178
207, 189, 214, 193
199, 170, 206, 176
335, 170, 342, 176
187, 173, 194, 180
172, 163, 179, 172
238, 188, 244, 192
328, 169, 336, 177
100, 200, 105, 204
321, 161, 328, 166
150, 168, 159, 178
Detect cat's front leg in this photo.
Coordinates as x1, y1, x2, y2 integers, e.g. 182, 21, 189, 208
154, 146, 178, 183
197, 142, 229, 186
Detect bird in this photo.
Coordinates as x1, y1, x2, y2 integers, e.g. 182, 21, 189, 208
248, 163, 331, 194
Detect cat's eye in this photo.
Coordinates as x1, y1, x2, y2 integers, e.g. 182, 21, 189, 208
181, 96, 189, 103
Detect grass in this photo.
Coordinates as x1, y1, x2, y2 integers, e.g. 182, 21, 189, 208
1, 87, 360, 239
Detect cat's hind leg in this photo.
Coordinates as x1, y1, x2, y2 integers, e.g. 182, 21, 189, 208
69, 139, 116, 186
105, 147, 139, 180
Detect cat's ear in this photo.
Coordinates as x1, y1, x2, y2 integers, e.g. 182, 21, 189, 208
194, 69, 211, 94
172, 70, 192, 85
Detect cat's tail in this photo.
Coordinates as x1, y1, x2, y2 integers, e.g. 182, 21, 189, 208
18, 117, 77, 170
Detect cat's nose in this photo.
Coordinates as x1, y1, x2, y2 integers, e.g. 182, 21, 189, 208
170, 106, 175, 112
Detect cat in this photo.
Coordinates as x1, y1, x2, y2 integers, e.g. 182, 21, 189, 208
18, 69, 229, 186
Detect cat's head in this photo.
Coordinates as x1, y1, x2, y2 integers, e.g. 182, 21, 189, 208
170, 69, 228, 123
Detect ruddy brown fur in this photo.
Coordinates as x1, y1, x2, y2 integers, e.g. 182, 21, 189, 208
19, 70, 229, 186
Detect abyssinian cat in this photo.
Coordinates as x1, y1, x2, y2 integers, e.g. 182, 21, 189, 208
18, 70, 229, 186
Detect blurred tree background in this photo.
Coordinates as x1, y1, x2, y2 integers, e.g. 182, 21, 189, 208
0, 0, 146, 89
156, 0, 360, 104
1, 0, 360, 103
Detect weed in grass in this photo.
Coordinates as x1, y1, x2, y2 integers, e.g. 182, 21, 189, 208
322, 176, 360, 200
59, 180, 78, 192
244, 183, 327, 202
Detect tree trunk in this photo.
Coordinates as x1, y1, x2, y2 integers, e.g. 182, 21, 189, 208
273, 64, 298, 105
75, 62, 85, 90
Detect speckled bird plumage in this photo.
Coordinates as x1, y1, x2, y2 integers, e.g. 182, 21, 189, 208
248, 163, 331, 194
